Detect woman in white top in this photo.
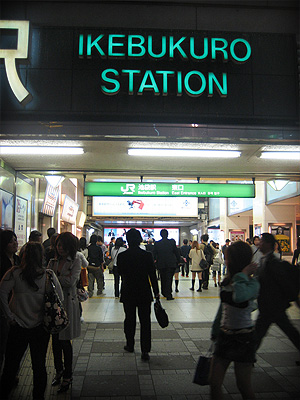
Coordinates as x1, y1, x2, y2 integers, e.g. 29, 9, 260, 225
189, 240, 206, 292
0, 242, 62, 400
48, 232, 81, 393
111, 237, 127, 298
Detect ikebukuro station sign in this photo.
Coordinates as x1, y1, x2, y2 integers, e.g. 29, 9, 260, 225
79, 32, 251, 97
1, 22, 296, 126
84, 182, 255, 198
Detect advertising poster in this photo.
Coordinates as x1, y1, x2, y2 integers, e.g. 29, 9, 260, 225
229, 230, 246, 242
254, 225, 262, 237
270, 224, 292, 254
14, 196, 27, 247
208, 228, 224, 245
103, 227, 179, 245
0, 189, 14, 230
93, 197, 198, 217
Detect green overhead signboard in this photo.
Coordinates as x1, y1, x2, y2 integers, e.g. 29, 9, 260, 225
84, 182, 255, 198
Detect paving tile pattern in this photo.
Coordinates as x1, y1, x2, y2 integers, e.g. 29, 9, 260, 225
7, 320, 300, 399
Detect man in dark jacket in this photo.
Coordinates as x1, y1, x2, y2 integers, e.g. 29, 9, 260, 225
255, 233, 300, 356
42, 227, 56, 250
153, 229, 181, 300
87, 234, 104, 297
180, 239, 191, 277
117, 229, 160, 361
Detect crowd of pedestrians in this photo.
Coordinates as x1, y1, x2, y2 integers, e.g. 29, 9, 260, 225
0, 226, 299, 399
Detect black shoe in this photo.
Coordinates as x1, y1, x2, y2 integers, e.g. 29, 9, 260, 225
189, 287, 194, 291
124, 345, 134, 353
57, 378, 72, 394
175, 288, 179, 293
166, 296, 175, 300
214, 283, 217, 287
51, 370, 63, 386
141, 352, 150, 361
197, 288, 202, 292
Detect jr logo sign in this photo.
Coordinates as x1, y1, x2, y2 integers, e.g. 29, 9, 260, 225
0, 20, 32, 104
121, 184, 136, 195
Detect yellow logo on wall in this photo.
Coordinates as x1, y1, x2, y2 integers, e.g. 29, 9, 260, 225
0, 20, 32, 104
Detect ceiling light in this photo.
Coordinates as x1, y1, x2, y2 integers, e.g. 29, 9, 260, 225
267, 180, 289, 191
45, 175, 65, 187
128, 149, 241, 158
260, 151, 300, 160
0, 146, 84, 155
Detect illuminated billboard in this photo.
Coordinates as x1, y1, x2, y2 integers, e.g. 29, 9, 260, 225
93, 196, 198, 217
104, 227, 179, 245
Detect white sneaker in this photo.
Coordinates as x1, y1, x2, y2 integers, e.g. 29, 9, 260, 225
80, 316, 84, 323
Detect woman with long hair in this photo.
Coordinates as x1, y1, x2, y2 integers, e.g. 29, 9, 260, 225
189, 240, 206, 292
111, 237, 127, 298
0, 242, 62, 399
0, 230, 20, 373
209, 241, 259, 400
48, 232, 81, 393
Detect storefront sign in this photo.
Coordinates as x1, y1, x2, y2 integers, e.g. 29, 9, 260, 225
14, 196, 27, 247
61, 195, 79, 225
85, 182, 255, 198
41, 183, 59, 217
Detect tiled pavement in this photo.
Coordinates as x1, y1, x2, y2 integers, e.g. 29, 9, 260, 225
8, 319, 300, 399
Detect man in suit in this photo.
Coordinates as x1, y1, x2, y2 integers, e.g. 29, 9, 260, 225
117, 229, 160, 361
255, 233, 300, 356
153, 229, 181, 300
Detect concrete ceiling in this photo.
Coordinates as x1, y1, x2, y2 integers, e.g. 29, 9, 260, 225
1, 138, 300, 182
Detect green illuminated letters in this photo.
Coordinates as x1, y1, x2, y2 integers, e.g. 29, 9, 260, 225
122, 70, 141, 94
79, 31, 251, 99
230, 38, 251, 63
87, 34, 105, 56
190, 37, 208, 60
156, 70, 174, 95
101, 69, 120, 94
128, 35, 146, 57
169, 36, 188, 59
208, 73, 227, 97
184, 71, 206, 96
211, 38, 228, 61
177, 71, 182, 96
138, 70, 159, 94
108, 34, 125, 57
148, 35, 167, 58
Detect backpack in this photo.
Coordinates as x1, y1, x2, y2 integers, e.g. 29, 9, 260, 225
203, 244, 214, 266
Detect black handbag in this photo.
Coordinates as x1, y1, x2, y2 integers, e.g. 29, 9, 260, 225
193, 345, 213, 385
200, 258, 209, 270
44, 270, 69, 334
154, 299, 169, 328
